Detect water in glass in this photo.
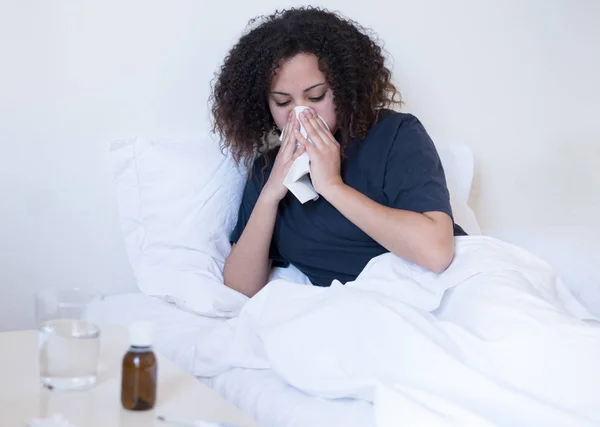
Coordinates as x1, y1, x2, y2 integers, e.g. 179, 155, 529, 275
38, 318, 100, 390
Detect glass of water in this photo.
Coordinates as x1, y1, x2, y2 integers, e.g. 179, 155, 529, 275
35, 289, 102, 391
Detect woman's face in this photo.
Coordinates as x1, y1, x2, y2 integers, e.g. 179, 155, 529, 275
268, 53, 338, 134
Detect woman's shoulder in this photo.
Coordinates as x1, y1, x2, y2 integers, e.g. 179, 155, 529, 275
368, 109, 437, 160
373, 109, 423, 132
361, 109, 429, 149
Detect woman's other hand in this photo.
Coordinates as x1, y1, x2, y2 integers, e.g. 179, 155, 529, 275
261, 112, 306, 203
296, 108, 343, 196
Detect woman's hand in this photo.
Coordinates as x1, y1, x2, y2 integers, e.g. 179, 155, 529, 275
296, 108, 344, 196
261, 112, 306, 203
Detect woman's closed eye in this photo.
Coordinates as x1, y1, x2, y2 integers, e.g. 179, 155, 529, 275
274, 92, 326, 107
308, 93, 326, 103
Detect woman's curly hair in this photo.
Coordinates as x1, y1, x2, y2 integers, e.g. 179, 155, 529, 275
210, 6, 401, 167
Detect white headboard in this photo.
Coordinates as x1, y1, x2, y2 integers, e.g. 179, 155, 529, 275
1, 0, 598, 330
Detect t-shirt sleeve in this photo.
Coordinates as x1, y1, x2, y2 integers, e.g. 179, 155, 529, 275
229, 153, 288, 266
383, 114, 453, 218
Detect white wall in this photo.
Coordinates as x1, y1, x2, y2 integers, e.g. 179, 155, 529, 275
1, 0, 599, 331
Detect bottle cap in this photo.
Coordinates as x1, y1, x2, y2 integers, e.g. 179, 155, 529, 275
128, 321, 154, 347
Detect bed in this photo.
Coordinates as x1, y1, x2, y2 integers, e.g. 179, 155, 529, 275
92, 135, 600, 427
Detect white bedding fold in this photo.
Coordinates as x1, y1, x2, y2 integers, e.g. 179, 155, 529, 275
193, 236, 600, 427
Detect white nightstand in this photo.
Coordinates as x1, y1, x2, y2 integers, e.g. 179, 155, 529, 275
0, 325, 259, 427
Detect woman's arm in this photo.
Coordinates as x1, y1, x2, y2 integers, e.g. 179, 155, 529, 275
223, 193, 279, 297
296, 108, 455, 273
321, 183, 454, 272
224, 113, 304, 297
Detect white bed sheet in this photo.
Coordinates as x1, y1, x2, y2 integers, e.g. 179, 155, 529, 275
191, 236, 600, 427
485, 225, 600, 317
85, 293, 374, 427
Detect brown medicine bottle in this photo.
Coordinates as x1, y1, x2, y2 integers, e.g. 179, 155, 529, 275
121, 321, 157, 411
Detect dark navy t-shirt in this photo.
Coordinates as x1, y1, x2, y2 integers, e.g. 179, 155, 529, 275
230, 110, 466, 287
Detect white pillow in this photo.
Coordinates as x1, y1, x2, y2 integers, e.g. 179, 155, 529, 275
110, 136, 480, 315
437, 142, 481, 235
110, 136, 249, 317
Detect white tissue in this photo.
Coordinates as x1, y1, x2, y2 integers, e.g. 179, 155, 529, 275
157, 417, 240, 427
280, 106, 330, 204
27, 414, 77, 427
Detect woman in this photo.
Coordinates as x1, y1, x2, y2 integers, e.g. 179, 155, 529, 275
210, 7, 467, 298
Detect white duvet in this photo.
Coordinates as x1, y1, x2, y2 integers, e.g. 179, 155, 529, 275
193, 236, 600, 427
